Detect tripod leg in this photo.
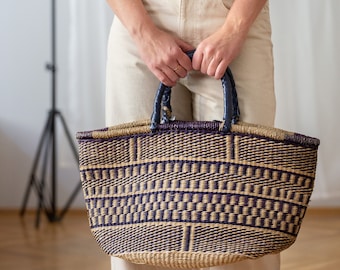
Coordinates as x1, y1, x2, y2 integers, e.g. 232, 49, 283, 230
59, 181, 82, 220
35, 128, 54, 228
56, 111, 81, 220
20, 175, 36, 217
57, 111, 79, 162
20, 112, 53, 217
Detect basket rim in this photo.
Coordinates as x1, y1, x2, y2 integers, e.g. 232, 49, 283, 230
76, 120, 320, 148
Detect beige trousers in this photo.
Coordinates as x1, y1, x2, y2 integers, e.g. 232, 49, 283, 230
106, 0, 279, 269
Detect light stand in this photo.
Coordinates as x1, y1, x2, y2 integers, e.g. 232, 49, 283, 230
20, 0, 81, 228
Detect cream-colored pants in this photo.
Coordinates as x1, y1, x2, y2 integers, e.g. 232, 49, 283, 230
106, 0, 279, 269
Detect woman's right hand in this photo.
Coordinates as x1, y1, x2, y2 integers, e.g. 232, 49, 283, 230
106, 0, 194, 87
134, 27, 195, 86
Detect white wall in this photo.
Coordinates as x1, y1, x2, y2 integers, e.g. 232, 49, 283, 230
1, 0, 339, 210
1, 0, 52, 209
270, 0, 340, 206
0, 0, 111, 209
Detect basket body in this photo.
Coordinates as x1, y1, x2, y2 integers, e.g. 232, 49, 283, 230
77, 120, 319, 269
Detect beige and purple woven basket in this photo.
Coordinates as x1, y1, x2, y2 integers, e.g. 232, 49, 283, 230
77, 119, 319, 268
77, 57, 319, 268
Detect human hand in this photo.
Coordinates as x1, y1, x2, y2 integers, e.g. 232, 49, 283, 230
192, 25, 247, 79
135, 28, 195, 86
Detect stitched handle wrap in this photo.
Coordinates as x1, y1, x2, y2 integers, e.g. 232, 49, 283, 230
150, 50, 240, 132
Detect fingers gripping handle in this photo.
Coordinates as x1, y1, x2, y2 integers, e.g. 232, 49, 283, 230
151, 50, 239, 132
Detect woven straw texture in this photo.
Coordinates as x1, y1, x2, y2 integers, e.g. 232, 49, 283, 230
77, 120, 319, 269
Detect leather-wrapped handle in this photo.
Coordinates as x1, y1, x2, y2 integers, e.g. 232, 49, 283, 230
151, 50, 239, 132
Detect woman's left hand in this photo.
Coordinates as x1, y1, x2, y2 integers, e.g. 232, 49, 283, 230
192, 0, 267, 79
192, 25, 247, 79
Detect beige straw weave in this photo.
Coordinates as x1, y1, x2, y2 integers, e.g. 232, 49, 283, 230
77, 120, 319, 269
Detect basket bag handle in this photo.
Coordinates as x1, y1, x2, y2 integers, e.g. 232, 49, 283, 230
151, 50, 240, 133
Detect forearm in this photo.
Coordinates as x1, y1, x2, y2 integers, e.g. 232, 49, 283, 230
106, 0, 158, 41
223, 0, 268, 36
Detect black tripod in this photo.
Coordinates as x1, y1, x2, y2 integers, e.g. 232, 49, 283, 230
20, 0, 81, 228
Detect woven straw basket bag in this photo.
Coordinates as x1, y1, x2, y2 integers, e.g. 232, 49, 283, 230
77, 51, 319, 269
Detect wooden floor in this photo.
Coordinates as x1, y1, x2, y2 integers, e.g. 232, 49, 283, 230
0, 208, 339, 270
